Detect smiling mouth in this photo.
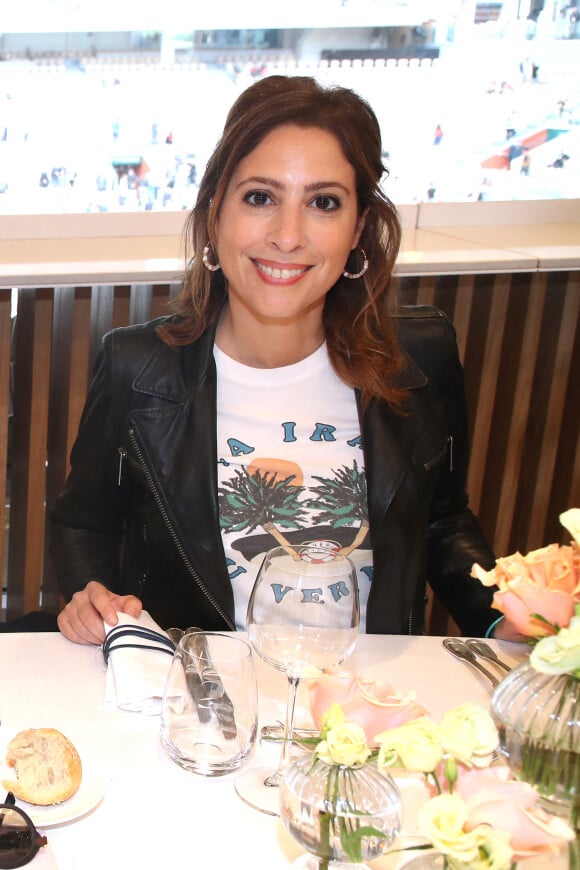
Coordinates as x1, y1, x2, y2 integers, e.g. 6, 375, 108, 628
254, 261, 310, 280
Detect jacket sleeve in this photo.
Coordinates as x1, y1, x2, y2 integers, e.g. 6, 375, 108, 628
403, 308, 501, 637
49, 333, 129, 600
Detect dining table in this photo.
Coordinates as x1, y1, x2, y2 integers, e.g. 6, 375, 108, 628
0, 630, 567, 870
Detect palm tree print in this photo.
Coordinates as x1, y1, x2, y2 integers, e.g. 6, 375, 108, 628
218, 467, 308, 548
303, 460, 369, 555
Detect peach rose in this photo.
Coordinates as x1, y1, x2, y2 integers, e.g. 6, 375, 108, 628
308, 672, 427, 745
456, 767, 575, 858
471, 543, 580, 636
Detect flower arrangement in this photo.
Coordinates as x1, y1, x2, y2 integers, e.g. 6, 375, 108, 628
471, 508, 580, 677
303, 701, 575, 870
470, 507, 580, 859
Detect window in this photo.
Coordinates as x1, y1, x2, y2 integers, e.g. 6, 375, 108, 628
0, 2, 578, 213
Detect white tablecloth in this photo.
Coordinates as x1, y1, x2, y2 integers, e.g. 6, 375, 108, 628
0, 632, 565, 870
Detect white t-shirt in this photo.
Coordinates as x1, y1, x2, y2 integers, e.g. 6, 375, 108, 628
214, 342, 372, 631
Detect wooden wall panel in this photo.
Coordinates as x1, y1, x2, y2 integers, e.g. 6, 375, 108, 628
397, 271, 580, 560
398, 270, 580, 634
1, 274, 578, 631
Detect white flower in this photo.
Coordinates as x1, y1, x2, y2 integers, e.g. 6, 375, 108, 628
418, 794, 479, 863
437, 703, 499, 766
530, 612, 580, 676
316, 722, 371, 767
560, 507, 580, 546
469, 827, 514, 870
320, 703, 345, 736
376, 717, 443, 772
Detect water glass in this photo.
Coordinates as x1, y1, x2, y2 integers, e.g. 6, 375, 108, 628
160, 631, 258, 776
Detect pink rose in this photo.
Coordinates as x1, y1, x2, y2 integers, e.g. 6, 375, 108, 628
456, 767, 574, 857
308, 672, 427, 745
471, 544, 580, 636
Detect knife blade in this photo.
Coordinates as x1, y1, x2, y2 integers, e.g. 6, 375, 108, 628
184, 666, 212, 724
187, 630, 238, 740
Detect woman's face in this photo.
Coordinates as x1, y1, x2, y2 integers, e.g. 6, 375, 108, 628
215, 124, 365, 327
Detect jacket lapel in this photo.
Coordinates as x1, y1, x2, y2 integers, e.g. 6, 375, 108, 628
360, 349, 427, 522
128, 329, 234, 626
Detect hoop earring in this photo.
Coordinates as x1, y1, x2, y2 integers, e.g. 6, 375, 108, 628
342, 247, 368, 280
202, 244, 221, 272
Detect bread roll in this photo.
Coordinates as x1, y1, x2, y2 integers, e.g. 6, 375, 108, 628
2, 728, 82, 805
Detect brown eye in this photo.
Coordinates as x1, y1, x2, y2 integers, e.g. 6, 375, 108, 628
245, 190, 272, 207
312, 194, 340, 211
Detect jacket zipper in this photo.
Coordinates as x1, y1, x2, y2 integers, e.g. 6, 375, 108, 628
128, 427, 234, 629
424, 435, 453, 473
118, 447, 127, 485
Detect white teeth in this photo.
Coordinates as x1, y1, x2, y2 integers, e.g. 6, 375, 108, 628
256, 262, 307, 279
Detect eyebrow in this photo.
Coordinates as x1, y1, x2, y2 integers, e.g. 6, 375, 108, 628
236, 176, 351, 195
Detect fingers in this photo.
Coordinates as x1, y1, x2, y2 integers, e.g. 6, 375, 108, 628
87, 581, 121, 628
57, 581, 142, 646
57, 592, 106, 645
58, 580, 119, 644
114, 594, 143, 620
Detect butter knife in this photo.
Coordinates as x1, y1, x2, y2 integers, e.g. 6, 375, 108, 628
167, 627, 238, 739
187, 629, 238, 740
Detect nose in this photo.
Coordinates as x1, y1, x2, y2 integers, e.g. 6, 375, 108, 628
265, 202, 307, 253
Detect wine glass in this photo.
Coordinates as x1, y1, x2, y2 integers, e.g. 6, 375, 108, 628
235, 543, 360, 816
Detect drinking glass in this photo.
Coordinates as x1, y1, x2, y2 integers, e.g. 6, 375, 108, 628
160, 631, 258, 776
235, 544, 360, 815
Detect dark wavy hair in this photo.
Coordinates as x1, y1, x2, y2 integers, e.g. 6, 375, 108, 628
159, 74, 405, 408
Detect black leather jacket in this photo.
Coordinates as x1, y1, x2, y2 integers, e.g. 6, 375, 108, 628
50, 306, 499, 636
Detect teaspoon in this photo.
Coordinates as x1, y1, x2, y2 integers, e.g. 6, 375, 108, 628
442, 638, 499, 688
465, 639, 512, 672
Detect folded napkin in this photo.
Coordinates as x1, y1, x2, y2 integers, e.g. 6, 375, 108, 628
103, 611, 175, 714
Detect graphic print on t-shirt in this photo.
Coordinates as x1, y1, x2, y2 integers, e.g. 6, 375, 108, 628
218, 457, 368, 559
214, 342, 373, 630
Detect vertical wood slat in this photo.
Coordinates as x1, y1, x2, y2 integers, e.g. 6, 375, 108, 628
492, 273, 548, 556
0, 293, 11, 620
452, 274, 475, 364
7, 288, 53, 617
67, 290, 93, 458
89, 285, 115, 373
43, 286, 76, 612
464, 274, 511, 515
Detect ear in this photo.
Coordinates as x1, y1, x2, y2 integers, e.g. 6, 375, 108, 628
352, 208, 368, 248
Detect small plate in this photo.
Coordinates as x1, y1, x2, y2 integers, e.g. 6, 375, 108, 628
1, 731, 107, 827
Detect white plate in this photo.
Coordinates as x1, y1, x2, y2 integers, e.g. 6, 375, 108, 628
0, 731, 107, 827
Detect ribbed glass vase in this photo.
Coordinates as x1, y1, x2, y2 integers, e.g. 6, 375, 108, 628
279, 754, 402, 869
491, 661, 580, 823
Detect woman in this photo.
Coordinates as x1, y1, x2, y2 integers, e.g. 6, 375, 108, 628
51, 75, 513, 645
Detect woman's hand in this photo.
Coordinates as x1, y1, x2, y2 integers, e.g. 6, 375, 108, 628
57, 580, 143, 645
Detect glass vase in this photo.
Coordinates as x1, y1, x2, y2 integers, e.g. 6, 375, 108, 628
279, 754, 402, 869
490, 660, 580, 826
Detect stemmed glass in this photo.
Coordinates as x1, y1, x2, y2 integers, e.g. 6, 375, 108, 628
235, 543, 360, 816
